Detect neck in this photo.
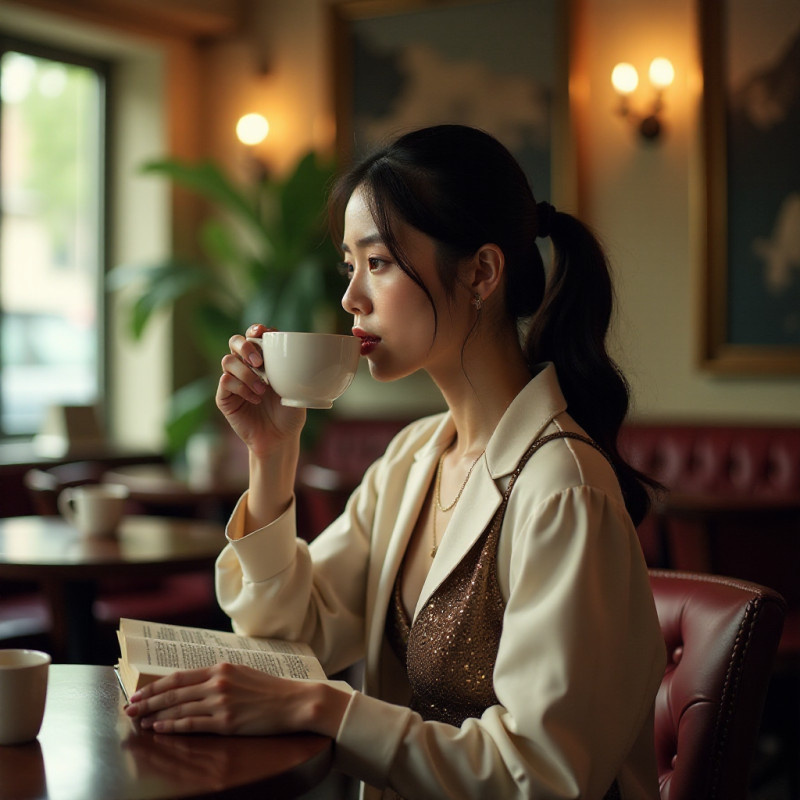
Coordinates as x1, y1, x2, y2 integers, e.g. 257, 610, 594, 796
431, 325, 532, 457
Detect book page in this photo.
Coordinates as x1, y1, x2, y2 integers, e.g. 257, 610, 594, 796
122, 635, 326, 680
118, 618, 317, 658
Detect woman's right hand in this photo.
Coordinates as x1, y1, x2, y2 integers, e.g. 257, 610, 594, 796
216, 324, 306, 458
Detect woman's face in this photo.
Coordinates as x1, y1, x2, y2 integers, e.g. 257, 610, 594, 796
340, 186, 468, 382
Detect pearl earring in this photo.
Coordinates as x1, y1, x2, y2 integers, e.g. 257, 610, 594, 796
472, 294, 483, 310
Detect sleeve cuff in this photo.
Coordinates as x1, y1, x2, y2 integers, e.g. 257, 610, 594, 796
224, 491, 300, 583
334, 691, 413, 789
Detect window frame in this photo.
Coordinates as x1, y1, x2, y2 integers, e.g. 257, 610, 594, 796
0, 32, 111, 440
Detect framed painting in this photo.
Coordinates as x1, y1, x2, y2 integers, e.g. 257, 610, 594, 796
699, 0, 800, 373
329, 0, 578, 213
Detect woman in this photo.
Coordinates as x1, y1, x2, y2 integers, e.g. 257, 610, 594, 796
126, 125, 666, 799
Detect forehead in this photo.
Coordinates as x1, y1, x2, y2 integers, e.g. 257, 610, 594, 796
343, 187, 377, 233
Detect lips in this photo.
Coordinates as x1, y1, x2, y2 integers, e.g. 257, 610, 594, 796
359, 337, 380, 356
353, 328, 381, 356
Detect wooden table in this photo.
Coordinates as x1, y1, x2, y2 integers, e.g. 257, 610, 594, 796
0, 665, 333, 800
103, 464, 245, 521
652, 491, 800, 606
0, 515, 226, 663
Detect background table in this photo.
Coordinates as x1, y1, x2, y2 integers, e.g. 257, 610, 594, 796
0, 515, 226, 663
103, 464, 245, 521
0, 665, 333, 800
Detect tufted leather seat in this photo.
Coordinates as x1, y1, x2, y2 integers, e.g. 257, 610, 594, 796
620, 424, 800, 498
649, 569, 785, 800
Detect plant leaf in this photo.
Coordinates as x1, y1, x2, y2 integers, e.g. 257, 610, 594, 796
124, 262, 214, 339
142, 159, 273, 250
164, 376, 219, 453
192, 304, 241, 363
280, 152, 335, 251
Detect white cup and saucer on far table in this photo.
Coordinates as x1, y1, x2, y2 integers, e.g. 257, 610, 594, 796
57, 484, 130, 537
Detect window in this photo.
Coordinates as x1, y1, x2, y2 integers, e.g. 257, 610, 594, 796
0, 36, 107, 437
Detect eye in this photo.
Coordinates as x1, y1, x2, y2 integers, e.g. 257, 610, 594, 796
336, 261, 353, 280
368, 256, 388, 271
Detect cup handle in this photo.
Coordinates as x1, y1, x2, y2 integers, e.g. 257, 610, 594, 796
245, 337, 270, 385
57, 489, 76, 522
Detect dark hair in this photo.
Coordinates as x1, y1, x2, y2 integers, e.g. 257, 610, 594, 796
328, 124, 658, 526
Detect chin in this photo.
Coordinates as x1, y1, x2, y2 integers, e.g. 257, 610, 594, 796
366, 357, 418, 383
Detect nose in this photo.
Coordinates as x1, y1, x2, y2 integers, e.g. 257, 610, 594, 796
341, 270, 372, 317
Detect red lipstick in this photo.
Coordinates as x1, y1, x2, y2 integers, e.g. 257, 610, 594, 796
352, 328, 381, 356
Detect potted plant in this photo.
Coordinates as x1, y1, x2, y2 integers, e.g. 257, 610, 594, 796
110, 150, 346, 455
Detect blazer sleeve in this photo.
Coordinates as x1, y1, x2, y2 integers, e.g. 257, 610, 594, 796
334, 485, 665, 800
215, 454, 382, 677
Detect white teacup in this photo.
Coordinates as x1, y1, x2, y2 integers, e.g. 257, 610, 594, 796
0, 649, 51, 745
246, 331, 361, 409
57, 483, 129, 537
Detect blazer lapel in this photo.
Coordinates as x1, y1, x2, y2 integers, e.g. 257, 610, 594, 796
364, 439, 439, 673
413, 457, 503, 620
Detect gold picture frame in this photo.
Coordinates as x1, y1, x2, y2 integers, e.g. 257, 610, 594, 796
329, 0, 580, 214
698, 1, 800, 374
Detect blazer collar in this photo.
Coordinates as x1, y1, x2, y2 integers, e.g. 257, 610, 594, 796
486, 362, 568, 476
410, 362, 567, 474
411, 362, 569, 617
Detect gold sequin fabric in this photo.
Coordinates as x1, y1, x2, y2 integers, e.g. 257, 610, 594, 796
381, 432, 622, 799
387, 501, 506, 726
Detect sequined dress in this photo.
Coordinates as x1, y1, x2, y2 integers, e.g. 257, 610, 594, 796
383, 432, 621, 800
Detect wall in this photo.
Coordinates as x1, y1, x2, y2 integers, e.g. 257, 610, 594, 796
204, 0, 800, 424
4, 0, 799, 451
581, 0, 800, 422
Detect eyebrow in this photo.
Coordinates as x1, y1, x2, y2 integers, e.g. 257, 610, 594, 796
341, 233, 385, 253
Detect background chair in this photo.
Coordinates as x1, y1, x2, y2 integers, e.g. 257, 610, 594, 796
649, 569, 785, 800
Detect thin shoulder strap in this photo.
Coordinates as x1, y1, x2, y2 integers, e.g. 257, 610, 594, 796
502, 430, 614, 503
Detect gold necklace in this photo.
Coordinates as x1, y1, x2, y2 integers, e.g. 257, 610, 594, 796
431, 445, 484, 557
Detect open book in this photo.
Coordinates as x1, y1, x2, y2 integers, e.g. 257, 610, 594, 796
115, 618, 326, 699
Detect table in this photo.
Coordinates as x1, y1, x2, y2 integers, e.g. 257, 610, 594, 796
0, 515, 226, 663
0, 665, 333, 800
103, 464, 245, 521
652, 492, 800, 607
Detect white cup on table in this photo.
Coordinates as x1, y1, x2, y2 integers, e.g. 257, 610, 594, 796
245, 331, 361, 409
57, 483, 130, 537
0, 649, 51, 745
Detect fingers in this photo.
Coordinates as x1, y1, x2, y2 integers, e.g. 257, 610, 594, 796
126, 670, 215, 730
238, 324, 277, 366
246, 323, 274, 339
218, 353, 266, 406
221, 324, 278, 406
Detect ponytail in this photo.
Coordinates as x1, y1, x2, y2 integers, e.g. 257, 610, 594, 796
525, 210, 658, 525
329, 124, 659, 526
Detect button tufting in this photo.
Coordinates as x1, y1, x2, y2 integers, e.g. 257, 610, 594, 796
672, 646, 683, 664
671, 754, 677, 769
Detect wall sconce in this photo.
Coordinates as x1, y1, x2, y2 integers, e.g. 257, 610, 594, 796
236, 112, 270, 180
611, 58, 674, 141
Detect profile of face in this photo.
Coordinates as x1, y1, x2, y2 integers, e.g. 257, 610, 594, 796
340, 186, 475, 383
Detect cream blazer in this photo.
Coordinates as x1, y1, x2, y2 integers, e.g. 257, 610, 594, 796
216, 364, 666, 800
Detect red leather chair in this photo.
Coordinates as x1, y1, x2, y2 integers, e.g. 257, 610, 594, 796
649, 569, 785, 800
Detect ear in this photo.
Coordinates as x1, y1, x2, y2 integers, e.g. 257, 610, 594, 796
469, 244, 505, 304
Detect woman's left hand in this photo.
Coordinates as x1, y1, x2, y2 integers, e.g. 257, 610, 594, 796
124, 663, 312, 736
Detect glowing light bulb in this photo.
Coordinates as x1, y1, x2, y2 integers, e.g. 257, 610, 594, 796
648, 58, 674, 90
611, 63, 639, 95
236, 113, 269, 146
